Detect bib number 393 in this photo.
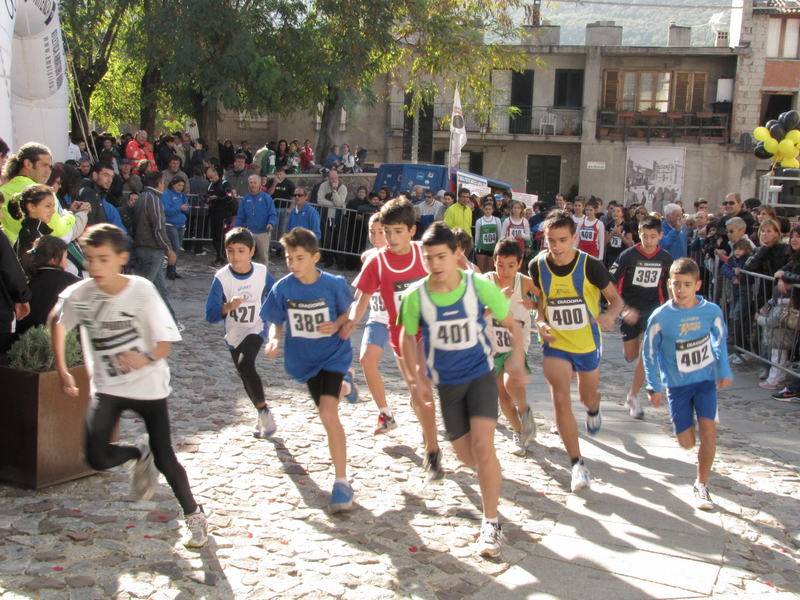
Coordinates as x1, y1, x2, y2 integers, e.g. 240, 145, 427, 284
287, 298, 331, 339
633, 265, 661, 288
547, 299, 588, 331
676, 334, 714, 373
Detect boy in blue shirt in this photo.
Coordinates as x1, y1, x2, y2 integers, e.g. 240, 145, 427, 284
399, 223, 529, 558
205, 227, 276, 438
643, 257, 733, 510
262, 227, 357, 513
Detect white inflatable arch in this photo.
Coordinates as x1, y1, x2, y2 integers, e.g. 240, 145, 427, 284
0, 0, 69, 160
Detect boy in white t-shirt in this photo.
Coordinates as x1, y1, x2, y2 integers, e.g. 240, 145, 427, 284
205, 227, 276, 438
50, 224, 207, 548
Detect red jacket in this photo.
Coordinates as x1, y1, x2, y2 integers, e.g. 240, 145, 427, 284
126, 140, 157, 171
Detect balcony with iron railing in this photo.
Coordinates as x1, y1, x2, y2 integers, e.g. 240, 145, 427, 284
389, 102, 584, 137
596, 110, 731, 143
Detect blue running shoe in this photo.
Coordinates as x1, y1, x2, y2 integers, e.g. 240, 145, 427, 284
586, 408, 602, 436
343, 369, 359, 404
329, 481, 354, 513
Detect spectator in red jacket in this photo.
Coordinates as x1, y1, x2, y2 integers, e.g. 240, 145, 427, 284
126, 131, 156, 171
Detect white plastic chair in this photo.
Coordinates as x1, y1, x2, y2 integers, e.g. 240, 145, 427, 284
539, 113, 558, 135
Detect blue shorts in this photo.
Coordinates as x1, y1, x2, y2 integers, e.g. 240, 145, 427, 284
361, 320, 389, 353
667, 379, 718, 435
543, 346, 601, 372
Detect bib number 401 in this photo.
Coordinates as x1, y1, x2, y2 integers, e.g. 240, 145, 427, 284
437, 322, 470, 345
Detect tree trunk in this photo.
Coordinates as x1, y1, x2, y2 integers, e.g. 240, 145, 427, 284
194, 96, 219, 160
316, 88, 341, 163
140, 64, 161, 139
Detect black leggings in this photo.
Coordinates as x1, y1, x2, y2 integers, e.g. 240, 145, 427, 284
86, 394, 197, 515
230, 334, 266, 408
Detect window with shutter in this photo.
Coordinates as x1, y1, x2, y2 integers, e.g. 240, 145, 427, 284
690, 72, 708, 113
603, 70, 619, 109
672, 72, 691, 113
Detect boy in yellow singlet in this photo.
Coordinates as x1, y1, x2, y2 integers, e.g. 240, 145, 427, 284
528, 210, 624, 492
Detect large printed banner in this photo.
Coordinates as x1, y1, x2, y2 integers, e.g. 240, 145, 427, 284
624, 146, 685, 214
456, 173, 492, 199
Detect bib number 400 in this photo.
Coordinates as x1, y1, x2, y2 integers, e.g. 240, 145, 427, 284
551, 307, 585, 328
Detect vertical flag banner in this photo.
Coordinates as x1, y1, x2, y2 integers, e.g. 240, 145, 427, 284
449, 88, 467, 168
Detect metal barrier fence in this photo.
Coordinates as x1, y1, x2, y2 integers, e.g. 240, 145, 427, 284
716, 260, 800, 380
179, 194, 374, 262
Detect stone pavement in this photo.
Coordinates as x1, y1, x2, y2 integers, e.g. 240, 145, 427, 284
0, 253, 798, 600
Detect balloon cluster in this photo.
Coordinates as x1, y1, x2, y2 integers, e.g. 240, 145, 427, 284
754, 110, 800, 168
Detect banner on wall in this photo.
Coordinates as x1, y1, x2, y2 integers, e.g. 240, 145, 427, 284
624, 146, 685, 214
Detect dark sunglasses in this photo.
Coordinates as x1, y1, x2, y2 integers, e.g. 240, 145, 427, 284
292, 193, 306, 197
721, 201, 736, 206
636, 210, 646, 215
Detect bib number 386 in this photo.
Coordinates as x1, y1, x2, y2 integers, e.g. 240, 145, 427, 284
676, 334, 714, 373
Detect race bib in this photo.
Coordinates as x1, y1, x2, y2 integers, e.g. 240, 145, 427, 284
676, 334, 714, 373
227, 304, 256, 324
92, 328, 144, 386
547, 298, 589, 331
370, 294, 386, 313
510, 226, 524, 239
493, 318, 512, 351
610, 235, 622, 248
482, 232, 497, 245
431, 318, 476, 351
633, 264, 661, 288
393, 278, 423, 314
287, 298, 331, 339
579, 227, 595, 242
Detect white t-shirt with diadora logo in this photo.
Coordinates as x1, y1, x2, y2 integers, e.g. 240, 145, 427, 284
54, 276, 181, 400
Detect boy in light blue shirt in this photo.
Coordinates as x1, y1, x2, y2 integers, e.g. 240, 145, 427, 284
644, 257, 733, 511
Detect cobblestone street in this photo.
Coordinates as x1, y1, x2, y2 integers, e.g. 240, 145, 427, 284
1, 253, 799, 600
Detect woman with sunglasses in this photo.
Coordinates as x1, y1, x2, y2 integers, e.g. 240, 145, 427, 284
630, 206, 648, 244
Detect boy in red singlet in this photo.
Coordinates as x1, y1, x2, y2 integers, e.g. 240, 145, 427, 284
342, 199, 444, 481
577, 198, 604, 261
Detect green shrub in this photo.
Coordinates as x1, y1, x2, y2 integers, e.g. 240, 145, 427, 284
7, 325, 83, 372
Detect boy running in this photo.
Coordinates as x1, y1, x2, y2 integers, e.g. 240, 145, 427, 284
50, 224, 207, 547
352, 213, 397, 434
529, 210, 624, 492
485, 237, 538, 455
475, 198, 501, 274
399, 223, 529, 557
643, 258, 732, 510
262, 228, 357, 512
608, 216, 672, 419
344, 199, 444, 482
205, 227, 277, 438
577, 198, 605, 261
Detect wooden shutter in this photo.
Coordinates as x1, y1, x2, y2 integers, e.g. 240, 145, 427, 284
603, 70, 619, 109
672, 72, 691, 112
690, 72, 709, 113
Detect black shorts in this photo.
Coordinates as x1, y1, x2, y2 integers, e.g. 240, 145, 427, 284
476, 248, 494, 257
620, 315, 650, 343
437, 370, 498, 442
307, 370, 345, 406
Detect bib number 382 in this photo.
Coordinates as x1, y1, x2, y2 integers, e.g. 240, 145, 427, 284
676, 334, 714, 373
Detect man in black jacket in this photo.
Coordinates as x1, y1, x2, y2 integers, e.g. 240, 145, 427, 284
75, 162, 114, 226
206, 167, 235, 266
0, 225, 31, 352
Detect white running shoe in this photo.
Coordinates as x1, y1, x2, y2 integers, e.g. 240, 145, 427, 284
130, 434, 158, 502
571, 461, 591, 492
520, 407, 537, 445
626, 396, 645, 420
510, 431, 526, 456
477, 521, 503, 558
585, 408, 603, 436
184, 506, 208, 547
253, 407, 277, 438
693, 482, 714, 511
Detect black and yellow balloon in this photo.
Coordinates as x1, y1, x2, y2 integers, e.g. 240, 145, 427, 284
753, 110, 800, 168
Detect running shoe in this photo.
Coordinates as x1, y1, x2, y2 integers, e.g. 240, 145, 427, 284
477, 521, 503, 558
626, 396, 644, 420
759, 367, 769, 381
253, 407, 277, 438
423, 449, 445, 482
520, 407, 537, 445
693, 482, 714, 510
183, 506, 208, 547
772, 388, 800, 402
585, 408, 603, 436
374, 412, 398, 435
730, 354, 744, 365
130, 434, 158, 502
328, 481, 354, 513
571, 461, 591, 492
759, 381, 780, 390
176, 322, 186, 332
343, 370, 359, 404
510, 431, 526, 456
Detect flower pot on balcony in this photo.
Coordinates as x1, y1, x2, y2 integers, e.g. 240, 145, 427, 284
619, 111, 634, 118
600, 128, 610, 136
667, 112, 683, 119
641, 110, 661, 117
563, 126, 573, 136
696, 112, 713, 119
658, 131, 669, 138
0, 364, 117, 488
636, 130, 646, 137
